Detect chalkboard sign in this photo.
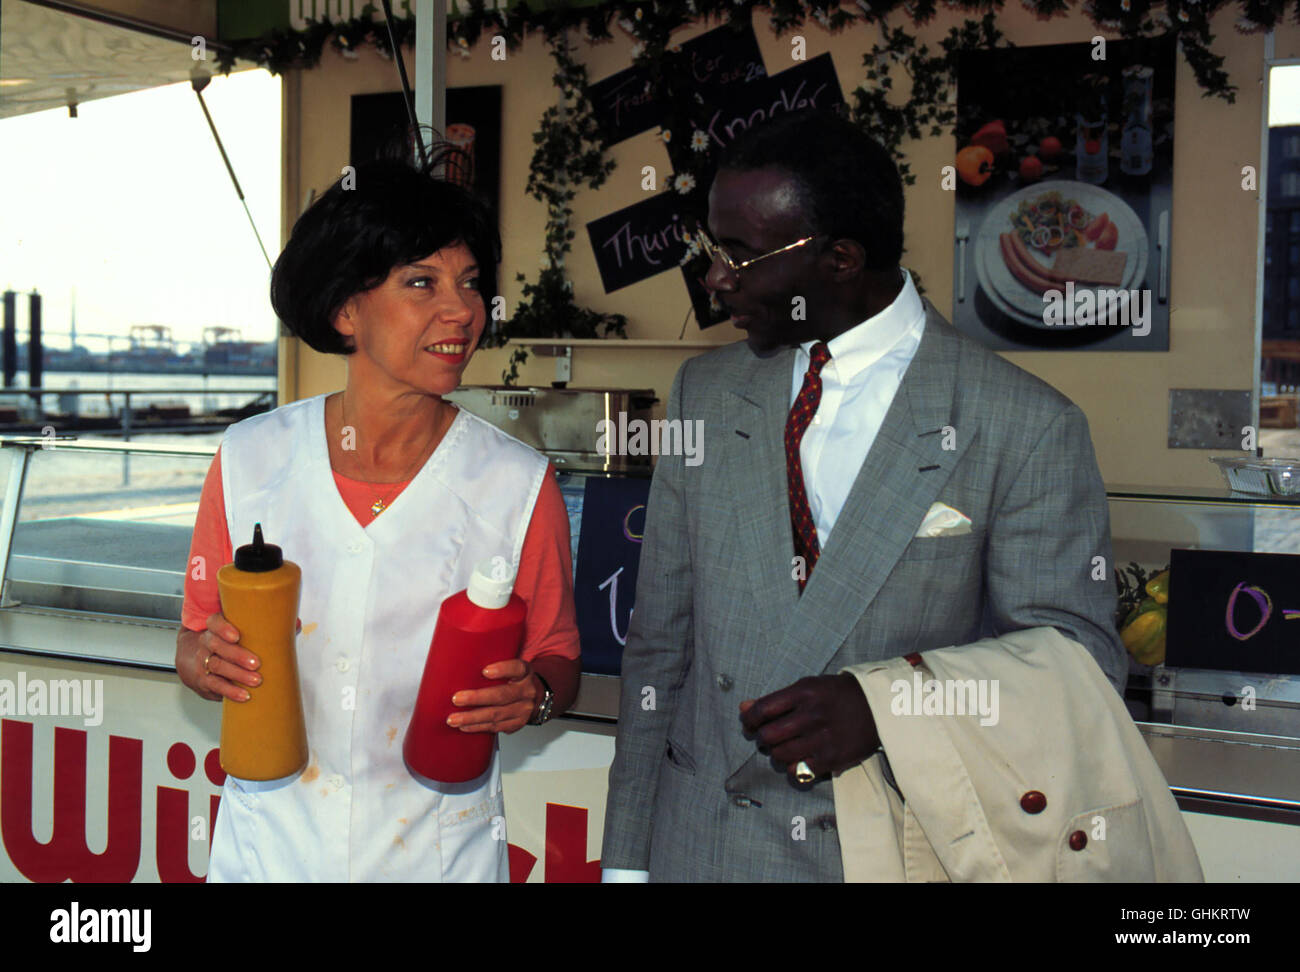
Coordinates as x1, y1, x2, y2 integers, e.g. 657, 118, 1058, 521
586, 191, 691, 294
573, 476, 652, 676
1165, 547, 1300, 676
589, 24, 766, 147
585, 55, 845, 296
699, 53, 842, 156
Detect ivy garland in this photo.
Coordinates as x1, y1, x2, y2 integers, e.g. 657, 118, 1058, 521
217, 0, 1295, 382
476, 28, 629, 384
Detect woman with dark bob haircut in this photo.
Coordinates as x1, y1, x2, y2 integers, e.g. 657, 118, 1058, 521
175, 147, 581, 882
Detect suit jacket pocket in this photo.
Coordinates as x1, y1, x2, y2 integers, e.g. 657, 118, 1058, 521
1055, 799, 1156, 882
900, 529, 986, 560
665, 736, 697, 776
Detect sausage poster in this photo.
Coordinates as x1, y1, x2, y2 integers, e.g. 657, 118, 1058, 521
949, 35, 1175, 351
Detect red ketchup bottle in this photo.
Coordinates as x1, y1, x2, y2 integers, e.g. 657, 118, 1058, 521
404, 558, 527, 784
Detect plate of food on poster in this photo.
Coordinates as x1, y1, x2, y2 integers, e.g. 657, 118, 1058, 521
949, 36, 1174, 350
974, 180, 1148, 328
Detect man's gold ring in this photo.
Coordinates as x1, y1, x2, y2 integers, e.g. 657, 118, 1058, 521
794, 760, 815, 784
203, 650, 214, 675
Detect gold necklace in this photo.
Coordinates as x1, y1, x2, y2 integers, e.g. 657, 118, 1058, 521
368, 471, 419, 517
338, 393, 443, 518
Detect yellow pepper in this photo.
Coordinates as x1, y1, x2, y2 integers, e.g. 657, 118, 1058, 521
1121, 597, 1166, 666
1145, 570, 1169, 605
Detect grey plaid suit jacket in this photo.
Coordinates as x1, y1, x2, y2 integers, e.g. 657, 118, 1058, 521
601, 299, 1127, 882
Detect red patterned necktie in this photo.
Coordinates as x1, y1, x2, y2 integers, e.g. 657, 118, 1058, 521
786, 342, 831, 593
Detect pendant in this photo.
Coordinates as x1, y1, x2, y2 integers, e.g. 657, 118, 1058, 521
370, 498, 386, 516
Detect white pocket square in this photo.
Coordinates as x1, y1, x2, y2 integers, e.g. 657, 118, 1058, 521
916, 501, 972, 537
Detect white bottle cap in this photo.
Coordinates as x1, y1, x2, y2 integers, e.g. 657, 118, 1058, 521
467, 557, 516, 610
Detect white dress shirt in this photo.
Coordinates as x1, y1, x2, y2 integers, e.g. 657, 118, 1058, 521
792, 267, 926, 551
601, 268, 926, 884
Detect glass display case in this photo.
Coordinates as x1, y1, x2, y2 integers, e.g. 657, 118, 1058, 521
1109, 483, 1300, 824
0, 437, 213, 670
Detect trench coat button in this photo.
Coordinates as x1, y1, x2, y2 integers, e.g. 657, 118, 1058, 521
348, 541, 363, 554
1069, 830, 1088, 851
716, 673, 733, 691
1020, 790, 1047, 814
328, 774, 344, 790
336, 657, 350, 672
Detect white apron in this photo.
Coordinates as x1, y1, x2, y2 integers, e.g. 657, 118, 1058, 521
207, 393, 548, 882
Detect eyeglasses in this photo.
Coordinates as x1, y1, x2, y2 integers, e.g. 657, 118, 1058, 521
692, 225, 821, 276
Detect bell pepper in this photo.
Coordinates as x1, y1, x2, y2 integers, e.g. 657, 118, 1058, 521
1121, 596, 1166, 666
1145, 570, 1169, 605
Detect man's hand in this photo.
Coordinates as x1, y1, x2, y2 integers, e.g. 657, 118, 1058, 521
739, 673, 879, 783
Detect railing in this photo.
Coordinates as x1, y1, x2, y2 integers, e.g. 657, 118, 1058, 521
0, 387, 271, 487
0, 438, 220, 457
0, 386, 276, 434
0, 384, 274, 483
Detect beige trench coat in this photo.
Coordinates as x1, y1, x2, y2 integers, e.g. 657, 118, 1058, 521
833, 626, 1203, 882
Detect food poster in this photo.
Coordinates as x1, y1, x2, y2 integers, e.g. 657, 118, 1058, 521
950, 36, 1174, 350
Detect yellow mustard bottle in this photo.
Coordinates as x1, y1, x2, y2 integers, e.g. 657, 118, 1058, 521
217, 523, 308, 781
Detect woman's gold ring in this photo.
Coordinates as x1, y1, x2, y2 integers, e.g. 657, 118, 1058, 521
203, 650, 214, 675
794, 760, 815, 784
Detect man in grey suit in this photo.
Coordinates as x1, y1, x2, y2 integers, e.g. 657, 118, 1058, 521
601, 110, 1127, 882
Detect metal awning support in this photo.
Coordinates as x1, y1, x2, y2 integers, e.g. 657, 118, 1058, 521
192, 73, 273, 270
415, 0, 447, 167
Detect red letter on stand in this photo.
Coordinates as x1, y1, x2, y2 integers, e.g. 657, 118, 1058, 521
544, 803, 600, 883
1, 719, 142, 882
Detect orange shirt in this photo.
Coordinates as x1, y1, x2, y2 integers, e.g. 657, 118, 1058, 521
182, 445, 580, 664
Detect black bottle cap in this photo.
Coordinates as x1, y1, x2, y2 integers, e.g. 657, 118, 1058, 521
234, 523, 283, 572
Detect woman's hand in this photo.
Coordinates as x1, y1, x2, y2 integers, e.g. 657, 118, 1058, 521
447, 659, 541, 735
177, 612, 301, 702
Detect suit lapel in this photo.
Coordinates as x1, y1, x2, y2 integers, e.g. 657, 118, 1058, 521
757, 303, 975, 699
727, 347, 800, 666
